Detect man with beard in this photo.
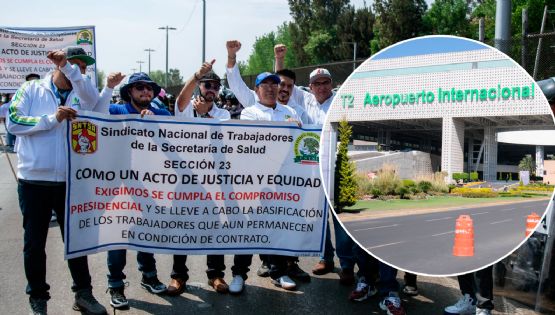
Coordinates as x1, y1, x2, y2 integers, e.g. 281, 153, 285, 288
174, 59, 229, 120
167, 60, 231, 296
106, 73, 170, 310
7, 46, 106, 315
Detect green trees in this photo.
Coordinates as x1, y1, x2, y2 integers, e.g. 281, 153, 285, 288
334, 119, 358, 212
519, 155, 536, 176
148, 69, 183, 87
373, 0, 428, 49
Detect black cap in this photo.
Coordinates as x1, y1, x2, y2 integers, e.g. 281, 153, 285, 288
199, 71, 221, 82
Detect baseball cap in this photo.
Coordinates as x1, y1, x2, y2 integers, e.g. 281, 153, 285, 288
309, 68, 332, 84
199, 71, 221, 82
63, 46, 96, 66
255, 72, 280, 87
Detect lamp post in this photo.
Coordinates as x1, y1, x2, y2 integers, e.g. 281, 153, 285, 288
346, 42, 357, 71
136, 61, 144, 73
158, 26, 177, 88
144, 48, 155, 75
202, 0, 206, 63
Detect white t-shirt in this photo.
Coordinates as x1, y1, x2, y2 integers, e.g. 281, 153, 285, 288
175, 101, 231, 120
290, 86, 335, 125
240, 102, 300, 123
226, 64, 309, 124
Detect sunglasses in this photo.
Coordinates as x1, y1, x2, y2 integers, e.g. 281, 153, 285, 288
133, 84, 153, 92
202, 82, 221, 90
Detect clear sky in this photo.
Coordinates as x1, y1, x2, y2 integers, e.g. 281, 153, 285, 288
1, 0, 372, 80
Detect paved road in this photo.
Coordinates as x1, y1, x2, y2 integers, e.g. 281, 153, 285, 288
0, 146, 543, 314
343, 199, 550, 275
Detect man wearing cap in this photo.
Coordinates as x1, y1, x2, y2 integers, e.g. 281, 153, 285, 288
275, 44, 364, 286
166, 60, 238, 296
7, 47, 106, 315
225, 40, 308, 124
174, 59, 230, 120
105, 72, 170, 310
236, 70, 301, 292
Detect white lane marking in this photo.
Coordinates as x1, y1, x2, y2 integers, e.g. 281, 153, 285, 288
500, 208, 517, 212
472, 212, 489, 215
431, 231, 454, 237
354, 224, 399, 232
366, 241, 405, 250
490, 219, 513, 225
425, 217, 452, 222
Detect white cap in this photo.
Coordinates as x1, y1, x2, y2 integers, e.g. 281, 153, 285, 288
309, 68, 332, 83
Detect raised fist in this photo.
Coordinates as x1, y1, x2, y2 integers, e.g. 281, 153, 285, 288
47, 50, 67, 68
274, 44, 287, 60
226, 40, 242, 56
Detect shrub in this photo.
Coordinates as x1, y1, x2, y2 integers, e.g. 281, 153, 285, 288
417, 181, 432, 193
372, 164, 400, 196
402, 179, 416, 187
470, 172, 479, 181
371, 187, 383, 197
448, 184, 457, 192
395, 186, 410, 199
355, 173, 373, 198
451, 187, 498, 198
452, 172, 469, 181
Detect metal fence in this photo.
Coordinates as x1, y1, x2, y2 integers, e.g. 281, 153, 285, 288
165, 33, 555, 97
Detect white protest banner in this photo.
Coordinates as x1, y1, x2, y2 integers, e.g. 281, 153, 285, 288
0, 26, 96, 93
65, 111, 327, 259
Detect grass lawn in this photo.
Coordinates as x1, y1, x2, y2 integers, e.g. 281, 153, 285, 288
344, 195, 548, 212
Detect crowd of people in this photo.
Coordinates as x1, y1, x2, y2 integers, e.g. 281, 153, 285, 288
2, 42, 495, 315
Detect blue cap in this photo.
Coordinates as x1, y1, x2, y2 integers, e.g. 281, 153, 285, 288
255, 72, 280, 87
120, 72, 161, 102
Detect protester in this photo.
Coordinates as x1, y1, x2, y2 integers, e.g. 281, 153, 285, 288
239, 69, 301, 290
7, 46, 106, 315
170, 60, 234, 295
105, 72, 170, 310
225, 40, 311, 282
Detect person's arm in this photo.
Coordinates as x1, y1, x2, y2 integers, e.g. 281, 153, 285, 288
48, 50, 99, 109
7, 82, 76, 135
176, 59, 215, 113
93, 72, 125, 113
274, 44, 286, 72
225, 40, 256, 107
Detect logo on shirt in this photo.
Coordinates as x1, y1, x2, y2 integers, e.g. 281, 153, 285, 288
71, 121, 97, 154
76, 30, 93, 45
293, 132, 320, 165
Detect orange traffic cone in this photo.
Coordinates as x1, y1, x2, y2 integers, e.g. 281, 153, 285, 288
453, 215, 474, 257
525, 212, 541, 237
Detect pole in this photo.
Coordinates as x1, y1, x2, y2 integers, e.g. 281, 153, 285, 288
159, 26, 176, 88
202, 0, 206, 63
533, 6, 548, 80
137, 61, 144, 73
479, 17, 485, 42
494, 0, 512, 54
353, 42, 357, 71
145, 48, 155, 76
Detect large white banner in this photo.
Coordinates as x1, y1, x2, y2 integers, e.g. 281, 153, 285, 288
0, 26, 96, 93
65, 112, 327, 259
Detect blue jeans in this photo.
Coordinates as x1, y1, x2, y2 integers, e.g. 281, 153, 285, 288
18, 180, 92, 299
107, 250, 157, 288
378, 262, 399, 296
458, 266, 494, 310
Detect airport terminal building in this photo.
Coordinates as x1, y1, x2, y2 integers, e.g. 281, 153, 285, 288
323, 40, 554, 188
320, 37, 555, 313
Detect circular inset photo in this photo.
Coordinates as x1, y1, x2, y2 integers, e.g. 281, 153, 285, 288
320, 35, 555, 276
